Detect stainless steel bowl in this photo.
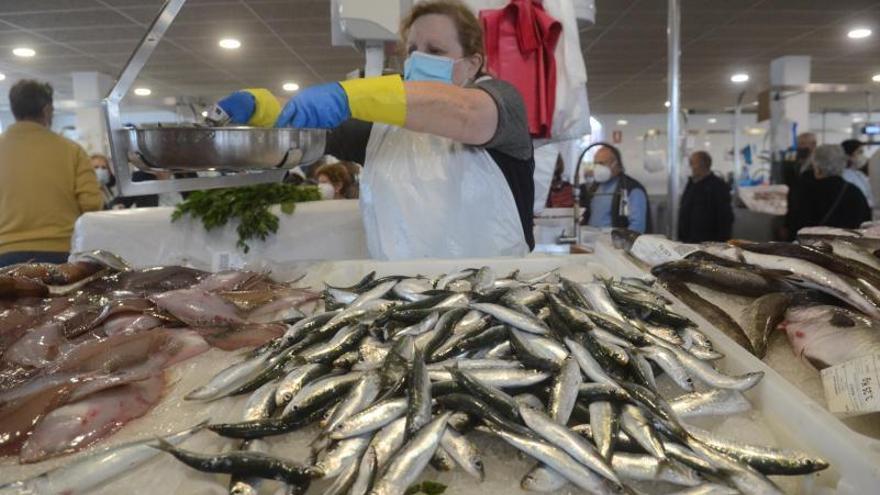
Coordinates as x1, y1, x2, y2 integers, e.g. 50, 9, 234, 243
127, 124, 326, 172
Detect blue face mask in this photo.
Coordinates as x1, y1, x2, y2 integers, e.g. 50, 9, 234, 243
403, 52, 456, 83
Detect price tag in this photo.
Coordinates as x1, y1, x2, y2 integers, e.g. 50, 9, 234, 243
630, 235, 699, 266
820, 353, 880, 416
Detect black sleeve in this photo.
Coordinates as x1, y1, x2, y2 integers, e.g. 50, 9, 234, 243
715, 180, 734, 241
324, 119, 373, 165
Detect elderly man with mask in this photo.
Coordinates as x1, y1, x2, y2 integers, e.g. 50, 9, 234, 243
788, 144, 871, 231
580, 145, 650, 232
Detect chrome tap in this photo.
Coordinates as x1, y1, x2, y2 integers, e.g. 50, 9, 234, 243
557, 141, 611, 245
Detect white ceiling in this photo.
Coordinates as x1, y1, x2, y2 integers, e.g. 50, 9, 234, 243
0, 0, 876, 114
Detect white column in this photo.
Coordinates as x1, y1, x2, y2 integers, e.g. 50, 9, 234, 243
71, 71, 113, 155
769, 56, 811, 156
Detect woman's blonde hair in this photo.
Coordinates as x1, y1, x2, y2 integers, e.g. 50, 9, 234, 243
400, 0, 485, 59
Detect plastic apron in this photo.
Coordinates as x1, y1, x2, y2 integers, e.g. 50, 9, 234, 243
360, 124, 529, 260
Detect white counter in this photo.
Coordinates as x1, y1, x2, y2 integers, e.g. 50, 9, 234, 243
71, 200, 369, 270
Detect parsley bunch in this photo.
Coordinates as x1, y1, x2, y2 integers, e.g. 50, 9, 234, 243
171, 183, 321, 253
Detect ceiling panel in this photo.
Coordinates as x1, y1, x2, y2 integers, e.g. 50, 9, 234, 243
0, 0, 875, 116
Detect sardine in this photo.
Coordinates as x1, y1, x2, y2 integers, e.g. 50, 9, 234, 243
440, 428, 484, 480
329, 398, 408, 440
547, 357, 581, 424
669, 388, 752, 419
370, 412, 451, 495
324, 370, 381, 433
469, 302, 550, 335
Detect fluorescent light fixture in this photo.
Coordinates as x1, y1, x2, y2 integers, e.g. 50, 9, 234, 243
708, 118, 717, 124
664, 101, 671, 108
218, 38, 241, 49
282, 82, 300, 92
873, 74, 880, 82
133, 87, 151, 96
853, 116, 865, 123
0, 73, 5, 81
848, 28, 872, 39
730, 73, 749, 83
12, 47, 35, 57
616, 119, 628, 126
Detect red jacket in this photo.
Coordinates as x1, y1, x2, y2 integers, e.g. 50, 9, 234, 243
481, 0, 561, 139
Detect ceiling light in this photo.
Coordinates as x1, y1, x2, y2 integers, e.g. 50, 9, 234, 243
133, 87, 151, 96
873, 73, 880, 82
0, 73, 5, 81
664, 101, 671, 108
707, 118, 717, 124
730, 73, 749, 83
848, 28, 872, 39
704, 141, 711, 147
616, 119, 628, 126
218, 38, 241, 50
201, 110, 209, 117
12, 47, 35, 57
853, 116, 865, 123
282, 82, 300, 92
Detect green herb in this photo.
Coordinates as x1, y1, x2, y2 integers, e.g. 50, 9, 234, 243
171, 183, 321, 253
405, 481, 447, 495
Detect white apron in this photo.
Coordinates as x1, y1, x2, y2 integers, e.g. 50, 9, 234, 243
359, 124, 529, 260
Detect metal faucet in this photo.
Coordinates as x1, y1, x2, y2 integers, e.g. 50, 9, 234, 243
557, 142, 609, 245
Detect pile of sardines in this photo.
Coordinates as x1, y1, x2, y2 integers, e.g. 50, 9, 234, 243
614, 227, 880, 368
3, 266, 828, 495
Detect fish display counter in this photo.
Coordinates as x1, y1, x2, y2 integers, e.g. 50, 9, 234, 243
2, 250, 879, 494
604, 227, 880, 443
70, 200, 370, 270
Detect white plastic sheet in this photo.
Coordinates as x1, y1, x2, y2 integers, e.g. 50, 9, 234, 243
360, 124, 528, 260
71, 200, 369, 270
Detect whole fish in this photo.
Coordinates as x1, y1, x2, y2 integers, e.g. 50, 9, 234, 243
469, 302, 550, 335
519, 405, 621, 485
619, 404, 666, 460
0, 422, 204, 495
489, 425, 615, 494
152, 439, 316, 487
547, 357, 581, 424
659, 277, 756, 354
782, 305, 880, 369
740, 292, 802, 358
329, 398, 408, 440
427, 367, 550, 388
610, 453, 702, 486
370, 412, 451, 495
703, 243, 880, 319
440, 428, 484, 480
274, 363, 331, 407
651, 259, 792, 298
405, 349, 431, 439
324, 370, 381, 433
313, 434, 371, 479
669, 388, 752, 419
686, 425, 829, 475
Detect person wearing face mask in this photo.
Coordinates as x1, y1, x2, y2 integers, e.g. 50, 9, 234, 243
90, 153, 116, 208
781, 132, 819, 240
677, 151, 734, 243
579, 144, 650, 233
841, 139, 874, 209
314, 164, 353, 200
209, 0, 533, 260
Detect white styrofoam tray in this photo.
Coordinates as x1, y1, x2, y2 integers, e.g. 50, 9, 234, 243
1, 253, 874, 494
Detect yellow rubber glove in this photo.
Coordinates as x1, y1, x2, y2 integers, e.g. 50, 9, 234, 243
339, 75, 407, 127
244, 88, 282, 128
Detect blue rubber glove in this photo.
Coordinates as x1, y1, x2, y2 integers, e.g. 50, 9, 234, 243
274, 82, 351, 128
216, 91, 256, 124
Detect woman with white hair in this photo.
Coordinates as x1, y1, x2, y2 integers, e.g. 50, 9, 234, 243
790, 144, 871, 232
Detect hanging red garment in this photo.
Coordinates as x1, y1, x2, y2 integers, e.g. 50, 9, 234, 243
480, 0, 561, 139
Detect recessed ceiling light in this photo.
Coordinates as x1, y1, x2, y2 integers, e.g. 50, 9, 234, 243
730, 73, 749, 83
282, 82, 300, 92
13, 47, 35, 57
133, 87, 151, 96
218, 38, 241, 50
201, 110, 208, 117
664, 101, 671, 108
848, 28, 872, 39
873, 73, 880, 82
707, 118, 717, 124
704, 141, 711, 147
0, 73, 5, 81
616, 119, 628, 126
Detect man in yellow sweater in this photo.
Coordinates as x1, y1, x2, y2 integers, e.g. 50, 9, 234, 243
0, 80, 103, 267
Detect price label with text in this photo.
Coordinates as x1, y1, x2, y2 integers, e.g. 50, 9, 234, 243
821, 353, 880, 416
